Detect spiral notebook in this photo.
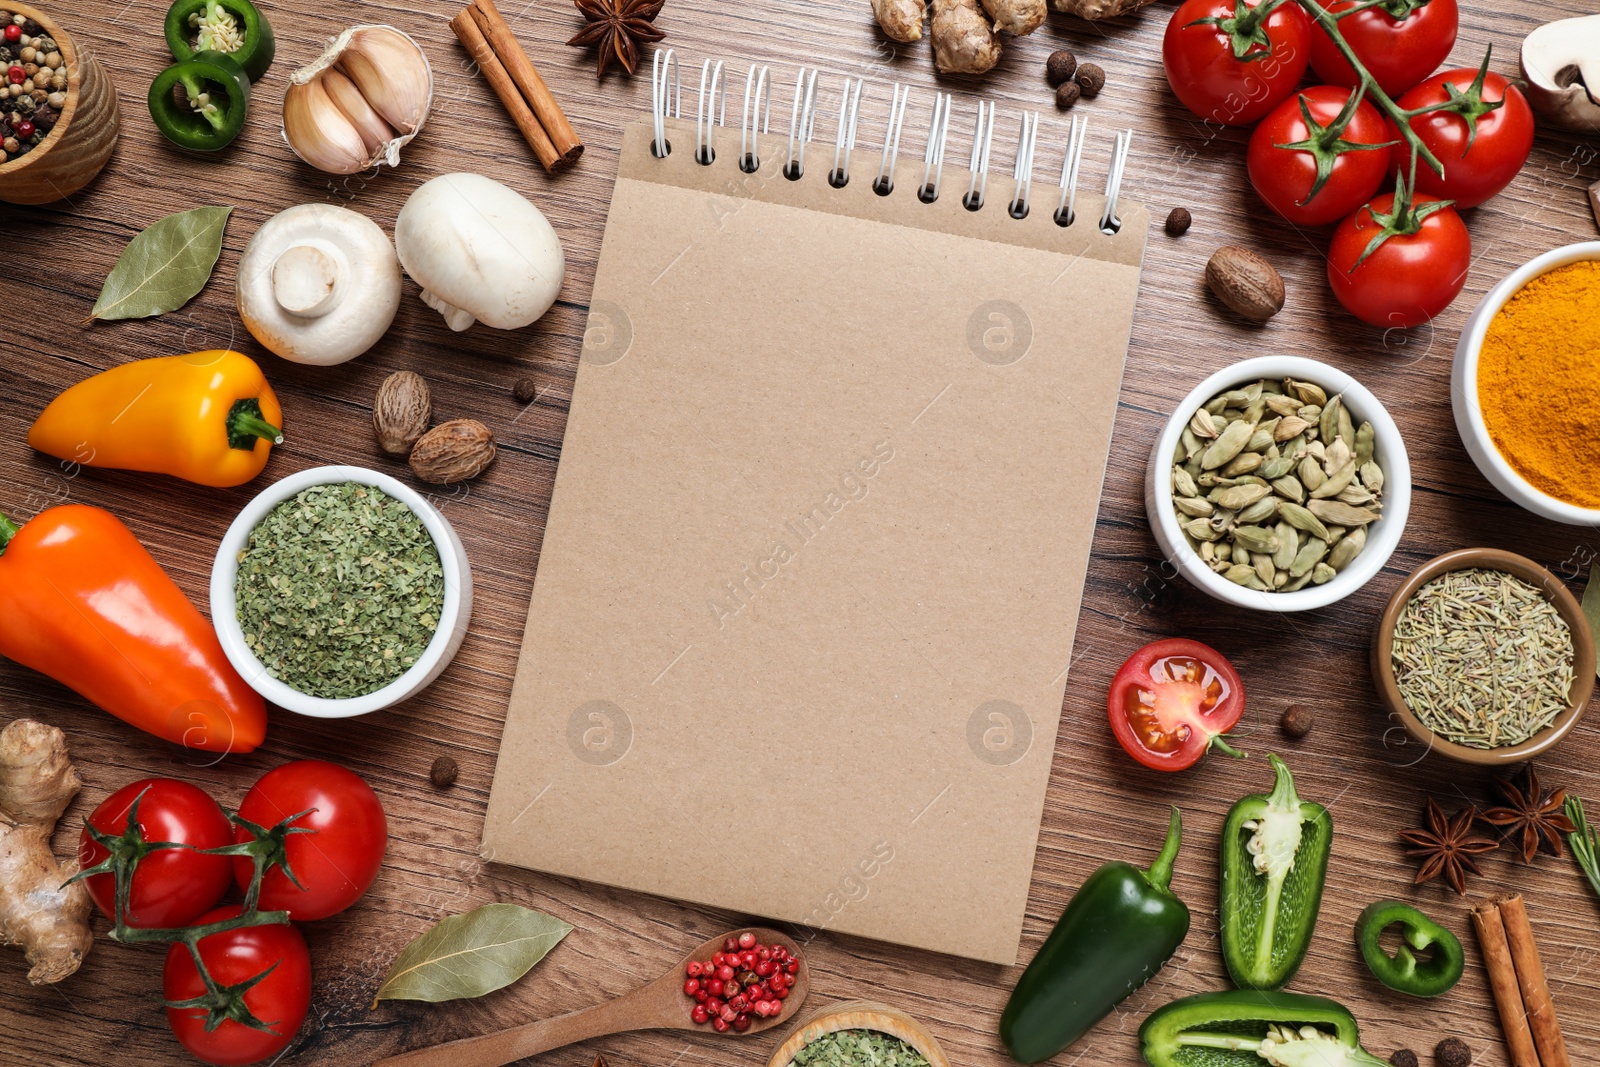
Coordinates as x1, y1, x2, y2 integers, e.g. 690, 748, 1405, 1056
484, 55, 1150, 964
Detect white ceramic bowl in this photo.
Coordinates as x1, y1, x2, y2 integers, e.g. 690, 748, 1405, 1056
210, 465, 473, 718
1452, 241, 1600, 525
1145, 356, 1411, 612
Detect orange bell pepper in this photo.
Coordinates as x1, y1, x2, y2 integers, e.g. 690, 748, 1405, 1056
27, 350, 283, 489
0, 504, 266, 754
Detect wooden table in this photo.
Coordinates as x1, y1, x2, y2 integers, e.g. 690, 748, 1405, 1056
4, 0, 1598, 1064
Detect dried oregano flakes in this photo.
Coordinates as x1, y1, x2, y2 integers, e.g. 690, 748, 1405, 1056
235, 481, 445, 699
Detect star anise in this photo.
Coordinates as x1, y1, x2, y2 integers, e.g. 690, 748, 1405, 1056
567, 0, 664, 78
1398, 797, 1500, 895
1481, 765, 1578, 863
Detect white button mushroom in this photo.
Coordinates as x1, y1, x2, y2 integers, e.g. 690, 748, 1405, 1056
236, 203, 402, 365
1521, 15, 1600, 130
393, 173, 565, 332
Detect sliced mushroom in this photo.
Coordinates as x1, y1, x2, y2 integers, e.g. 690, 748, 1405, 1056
1521, 15, 1600, 130
236, 204, 402, 365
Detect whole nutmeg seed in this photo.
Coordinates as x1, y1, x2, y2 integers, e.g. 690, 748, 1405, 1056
373, 370, 432, 456
1074, 62, 1106, 98
429, 755, 459, 789
1434, 1038, 1471, 1067
1280, 703, 1314, 738
1206, 245, 1286, 323
410, 418, 496, 484
1055, 81, 1082, 110
1166, 207, 1192, 237
1045, 49, 1078, 86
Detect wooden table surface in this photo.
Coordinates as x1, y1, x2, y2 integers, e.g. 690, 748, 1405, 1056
4, 0, 1599, 1064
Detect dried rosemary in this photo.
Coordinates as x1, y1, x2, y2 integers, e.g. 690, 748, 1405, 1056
235, 482, 445, 699
1391, 569, 1575, 749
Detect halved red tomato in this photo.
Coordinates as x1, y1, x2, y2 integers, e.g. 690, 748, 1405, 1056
1108, 639, 1246, 772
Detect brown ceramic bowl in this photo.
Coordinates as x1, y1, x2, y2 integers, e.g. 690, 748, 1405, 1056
766, 1001, 951, 1067
1372, 548, 1595, 766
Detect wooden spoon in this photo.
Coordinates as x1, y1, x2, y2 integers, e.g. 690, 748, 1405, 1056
372, 927, 810, 1067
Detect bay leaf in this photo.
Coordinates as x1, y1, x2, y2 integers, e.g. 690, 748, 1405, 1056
372, 903, 572, 1007
1584, 564, 1600, 680
91, 206, 232, 321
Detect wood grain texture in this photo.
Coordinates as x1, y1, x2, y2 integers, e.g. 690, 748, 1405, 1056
2, 0, 1598, 1065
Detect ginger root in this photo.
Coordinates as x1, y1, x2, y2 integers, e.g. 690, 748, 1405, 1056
932, 0, 1003, 73
0, 719, 93, 985
872, 0, 927, 42
1051, 0, 1158, 18
983, 0, 1046, 36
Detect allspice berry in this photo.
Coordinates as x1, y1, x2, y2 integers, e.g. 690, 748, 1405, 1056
512, 376, 540, 404
1389, 1052, 1419, 1067
1045, 49, 1078, 86
1075, 63, 1106, 99
1281, 703, 1314, 738
430, 755, 459, 789
1166, 207, 1192, 237
1055, 81, 1082, 110
1434, 1038, 1471, 1067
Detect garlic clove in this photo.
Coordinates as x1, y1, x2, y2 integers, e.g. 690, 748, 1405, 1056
321, 67, 396, 154
337, 26, 430, 135
283, 78, 370, 174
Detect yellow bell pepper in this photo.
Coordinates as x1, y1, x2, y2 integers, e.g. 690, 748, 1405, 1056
28, 350, 284, 489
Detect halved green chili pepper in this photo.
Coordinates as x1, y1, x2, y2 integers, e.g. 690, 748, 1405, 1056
1219, 754, 1332, 991
147, 51, 251, 152
1356, 900, 1464, 998
1000, 807, 1191, 1063
1139, 990, 1389, 1067
164, 0, 275, 81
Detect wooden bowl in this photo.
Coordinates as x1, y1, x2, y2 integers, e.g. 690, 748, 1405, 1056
0, 1, 118, 205
1371, 548, 1595, 766
766, 1001, 951, 1067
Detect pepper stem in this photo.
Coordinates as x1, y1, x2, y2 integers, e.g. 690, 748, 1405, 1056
0, 512, 17, 555
1146, 806, 1184, 892
1266, 753, 1301, 807
1210, 733, 1249, 760
227, 399, 283, 451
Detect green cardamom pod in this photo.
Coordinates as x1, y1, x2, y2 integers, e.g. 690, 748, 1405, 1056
1221, 451, 1264, 478
1336, 484, 1375, 506
1359, 461, 1383, 494
1298, 456, 1326, 492
1354, 421, 1375, 465
1259, 455, 1295, 481
1265, 394, 1302, 418
1233, 541, 1253, 566
1282, 571, 1314, 592
1270, 475, 1306, 504
1319, 394, 1343, 445
1209, 483, 1273, 511
1279, 502, 1331, 541
1202, 419, 1256, 470
1272, 522, 1298, 570
1183, 517, 1219, 542
1312, 562, 1338, 585
1175, 496, 1215, 518
1173, 466, 1199, 498
1231, 526, 1281, 554
1272, 416, 1309, 442
1253, 552, 1276, 587
1237, 496, 1280, 525
1205, 395, 1229, 416
1224, 564, 1258, 587
1307, 499, 1382, 526
1297, 404, 1322, 425
1289, 378, 1327, 407
1325, 525, 1347, 545
1338, 405, 1355, 449
1311, 459, 1358, 499
1190, 408, 1219, 439
1290, 537, 1329, 578
1327, 526, 1367, 570
1181, 427, 1203, 460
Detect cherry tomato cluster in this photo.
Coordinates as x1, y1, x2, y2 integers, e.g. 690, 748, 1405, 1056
1162, 0, 1534, 329
77, 762, 387, 1067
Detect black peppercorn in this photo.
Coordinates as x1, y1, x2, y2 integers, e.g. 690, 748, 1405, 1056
512, 376, 540, 404
1434, 1038, 1471, 1067
1045, 49, 1078, 86
1280, 703, 1314, 738
429, 755, 459, 789
1390, 1052, 1418, 1067
1165, 207, 1192, 237
1075, 63, 1106, 99
1055, 81, 1081, 110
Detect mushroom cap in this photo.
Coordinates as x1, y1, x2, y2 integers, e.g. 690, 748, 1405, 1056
236, 203, 401, 365
393, 173, 565, 332
1520, 15, 1600, 130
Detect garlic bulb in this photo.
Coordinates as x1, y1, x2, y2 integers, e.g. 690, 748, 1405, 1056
281, 25, 432, 175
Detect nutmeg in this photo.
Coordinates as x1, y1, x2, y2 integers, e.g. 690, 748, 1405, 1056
409, 418, 496, 484
1206, 246, 1286, 323
373, 371, 432, 456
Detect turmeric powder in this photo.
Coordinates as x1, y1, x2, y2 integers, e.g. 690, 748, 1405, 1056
1477, 260, 1600, 509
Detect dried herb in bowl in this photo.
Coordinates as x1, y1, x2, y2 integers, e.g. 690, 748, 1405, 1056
235, 482, 445, 699
790, 1030, 929, 1067
1390, 569, 1575, 750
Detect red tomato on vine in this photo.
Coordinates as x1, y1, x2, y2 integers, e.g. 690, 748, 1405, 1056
1249, 86, 1395, 226
1309, 0, 1459, 97
79, 778, 234, 929
1163, 0, 1313, 127
1327, 191, 1471, 328
1390, 64, 1533, 208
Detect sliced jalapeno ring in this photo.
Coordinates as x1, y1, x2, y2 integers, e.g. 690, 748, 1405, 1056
164, 0, 275, 82
1355, 900, 1465, 998
147, 51, 252, 152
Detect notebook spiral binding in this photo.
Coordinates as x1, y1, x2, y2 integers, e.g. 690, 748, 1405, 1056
650, 49, 1134, 235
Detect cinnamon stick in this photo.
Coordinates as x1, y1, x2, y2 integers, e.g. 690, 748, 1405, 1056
448, 9, 561, 170
1471, 899, 1541, 1067
1499, 894, 1572, 1067
468, 0, 583, 168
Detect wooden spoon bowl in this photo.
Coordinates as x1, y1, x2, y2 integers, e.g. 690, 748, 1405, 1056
374, 927, 809, 1067
766, 1002, 951, 1067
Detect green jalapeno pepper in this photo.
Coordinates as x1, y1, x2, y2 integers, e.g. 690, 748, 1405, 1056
147, 51, 251, 152
1000, 807, 1191, 1063
1218, 754, 1332, 991
1139, 990, 1389, 1067
164, 0, 274, 81
1355, 900, 1465, 998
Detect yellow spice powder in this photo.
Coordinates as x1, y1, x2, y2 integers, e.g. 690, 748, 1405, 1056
1477, 259, 1600, 509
